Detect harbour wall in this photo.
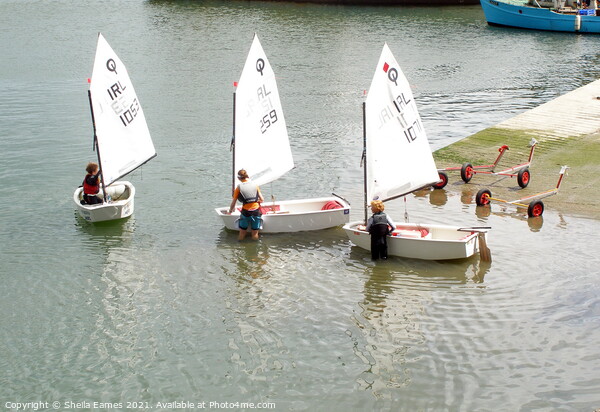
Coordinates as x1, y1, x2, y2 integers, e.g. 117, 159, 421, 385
245, 0, 479, 6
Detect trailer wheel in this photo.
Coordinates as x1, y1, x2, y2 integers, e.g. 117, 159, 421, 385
527, 200, 544, 217
475, 188, 492, 206
518, 168, 530, 188
433, 171, 448, 189
461, 163, 474, 183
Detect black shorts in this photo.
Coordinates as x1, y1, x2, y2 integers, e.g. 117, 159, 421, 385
83, 194, 102, 205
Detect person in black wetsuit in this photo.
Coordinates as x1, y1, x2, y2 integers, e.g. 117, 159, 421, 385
366, 200, 395, 260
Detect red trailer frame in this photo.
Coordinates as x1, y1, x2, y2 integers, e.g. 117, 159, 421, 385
434, 138, 538, 189
474, 165, 569, 218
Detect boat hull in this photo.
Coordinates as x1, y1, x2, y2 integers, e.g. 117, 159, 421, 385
215, 197, 351, 233
480, 0, 600, 33
343, 221, 481, 260
73, 181, 135, 223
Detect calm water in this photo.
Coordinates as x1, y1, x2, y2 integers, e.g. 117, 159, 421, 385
1, 0, 600, 410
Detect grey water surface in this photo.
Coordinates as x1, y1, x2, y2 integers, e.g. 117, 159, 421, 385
1, 0, 599, 410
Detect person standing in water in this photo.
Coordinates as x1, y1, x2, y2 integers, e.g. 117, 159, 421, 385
366, 200, 395, 260
228, 169, 264, 240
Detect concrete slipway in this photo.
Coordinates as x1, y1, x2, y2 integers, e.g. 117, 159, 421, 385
433, 78, 600, 220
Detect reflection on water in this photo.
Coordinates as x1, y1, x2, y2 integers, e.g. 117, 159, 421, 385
350, 256, 490, 399
422, 187, 552, 231
75, 214, 135, 241
231, 241, 271, 281
428, 188, 448, 206
474, 201, 547, 231
349, 246, 490, 285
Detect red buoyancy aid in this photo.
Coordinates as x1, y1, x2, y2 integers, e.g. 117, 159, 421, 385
321, 200, 343, 210
83, 174, 100, 195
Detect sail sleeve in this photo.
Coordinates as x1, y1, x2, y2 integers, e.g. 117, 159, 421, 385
89, 33, 156, 187
233, 34, 294, 187
365, 43, 439, 202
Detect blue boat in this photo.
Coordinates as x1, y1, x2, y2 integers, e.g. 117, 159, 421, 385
480, 0, 600, 33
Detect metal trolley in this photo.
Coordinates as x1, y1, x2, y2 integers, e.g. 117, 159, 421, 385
435, 138, 538, 189
474, 165, 569, 217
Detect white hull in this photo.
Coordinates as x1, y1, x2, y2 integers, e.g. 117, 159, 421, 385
215, 197, 351, 233
73, 181, 135, 223
342, 220, 481, 260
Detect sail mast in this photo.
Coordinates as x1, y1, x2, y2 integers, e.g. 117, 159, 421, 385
87, 89, 107, 203
231, 84, 237, 196
362, 101, 368, 224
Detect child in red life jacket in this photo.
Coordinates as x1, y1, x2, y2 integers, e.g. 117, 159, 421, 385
82, 162, 102, 205
366, 200, 395, 260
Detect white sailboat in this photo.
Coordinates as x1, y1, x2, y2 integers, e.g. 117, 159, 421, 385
74, 33, 156, 223
342, 44, 489, 261
215, 34, 350, 233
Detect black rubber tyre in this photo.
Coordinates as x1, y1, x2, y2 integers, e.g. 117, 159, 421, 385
475, 188, 492, 206
527, 200, 544, 217
518, 168, 531, 188
461, 163, 474, 183
433, 171, 448, 189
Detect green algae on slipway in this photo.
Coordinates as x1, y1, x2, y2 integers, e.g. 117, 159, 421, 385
433, 79, 600, 220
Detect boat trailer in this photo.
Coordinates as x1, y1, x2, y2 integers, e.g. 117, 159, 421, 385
474, 165, 569, 218
434, 138, 538, 189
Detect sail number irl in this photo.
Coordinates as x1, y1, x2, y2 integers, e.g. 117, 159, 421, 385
260, 110, 278, 134
107, 81, 140, 127
256, 84, 278, 134
378, 92, 422, 143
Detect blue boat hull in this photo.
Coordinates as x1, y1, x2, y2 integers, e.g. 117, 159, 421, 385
480, 0, 600, 33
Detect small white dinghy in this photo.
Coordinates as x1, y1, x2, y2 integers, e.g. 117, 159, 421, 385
74, 33, 156, 223
215, 34, 350, 233
342, 43, 490, 261
74, 181, 135, 223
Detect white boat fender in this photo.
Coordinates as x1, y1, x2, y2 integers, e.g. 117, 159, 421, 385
575, 14, 581, 31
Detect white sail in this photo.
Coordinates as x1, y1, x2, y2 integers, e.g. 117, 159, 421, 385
89, 33, 156, 187
234, 33, 294, 187
365, 43, 439, 202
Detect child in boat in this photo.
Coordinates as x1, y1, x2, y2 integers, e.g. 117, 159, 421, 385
366, 200, 395, 260
82, 162, 103, 205
228, 169, 265, 240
